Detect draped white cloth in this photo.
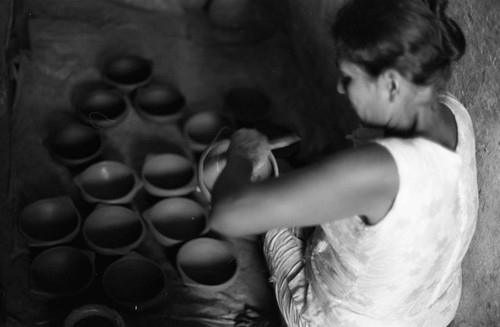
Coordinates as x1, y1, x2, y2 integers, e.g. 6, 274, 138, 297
264, 94, 478, 327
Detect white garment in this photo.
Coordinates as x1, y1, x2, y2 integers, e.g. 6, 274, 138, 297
264, 94, 478, 327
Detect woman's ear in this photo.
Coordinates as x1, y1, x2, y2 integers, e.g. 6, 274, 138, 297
381, 69, 402, 102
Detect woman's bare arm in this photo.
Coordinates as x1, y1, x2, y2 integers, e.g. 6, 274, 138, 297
209, 143, 399, 237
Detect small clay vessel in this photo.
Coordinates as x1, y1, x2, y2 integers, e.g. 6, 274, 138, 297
143, 197, 208, 247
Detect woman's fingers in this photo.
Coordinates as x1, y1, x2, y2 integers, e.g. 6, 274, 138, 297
228, 128, 271, 173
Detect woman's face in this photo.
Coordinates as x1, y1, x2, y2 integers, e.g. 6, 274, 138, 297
337, 61, 393, 127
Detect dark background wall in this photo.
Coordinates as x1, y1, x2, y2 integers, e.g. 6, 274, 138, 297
0, 0, 13, 117
0, 0, 13, 200
273, 0, 357, 139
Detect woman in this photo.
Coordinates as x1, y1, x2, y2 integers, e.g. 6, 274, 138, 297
209, 0, 478, 326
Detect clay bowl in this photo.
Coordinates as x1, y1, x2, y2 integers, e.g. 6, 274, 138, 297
182, 110, 235, 152
143, 197, 208, 247
133, 83, 186, 123
176, 237, 238, 291
64, 304, 126, 327
30, 246, 95, 298
47, 123, 103, 166
101, 54, 153, 93
141, 153, 197, 197
102, 253, 166, 311
223, 88, 272, 127
208, 0, 253, 29
19, 196, 81, 248
74, 161, 143, 204
197, 139, 279, 201
207, 0, 276, 45
83, 205, 146, 256
74, 84, 129, 128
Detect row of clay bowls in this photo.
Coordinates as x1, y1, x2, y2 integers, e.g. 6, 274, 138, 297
20, 1, 286, 325
20, 54, 282, 324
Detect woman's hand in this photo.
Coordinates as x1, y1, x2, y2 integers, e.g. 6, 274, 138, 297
226, 128, 271, 179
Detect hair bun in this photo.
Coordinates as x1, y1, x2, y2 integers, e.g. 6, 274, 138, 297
423, 0, 466, 61
442, 18, 466, 61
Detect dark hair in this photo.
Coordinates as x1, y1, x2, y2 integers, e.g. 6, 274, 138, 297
332, 0, 466, 88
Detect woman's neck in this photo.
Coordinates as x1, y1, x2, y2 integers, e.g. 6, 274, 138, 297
384, 86, 436, 137
385, 90, 457, 151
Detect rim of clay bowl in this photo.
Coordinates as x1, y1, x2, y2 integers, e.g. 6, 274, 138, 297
141, 153, 197, 197
83, 205, 146, 256
102, 253, 166, 311
143, 197, 209, 247
30, 246, 95, 298
64, 304, 126, 327
74, 160, 143, 204
182, 111, 235, 152
133, 83, 186, 123
101, 54, 153, 93
19, 196, 81, 248
197, 139, 279, 202
47, 123, 103, 166
176, 237, 239, 292
206, 0, 277, 43
76, 87, 129, 128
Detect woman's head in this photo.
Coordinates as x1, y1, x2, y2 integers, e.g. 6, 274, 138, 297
332, 0, 465, 89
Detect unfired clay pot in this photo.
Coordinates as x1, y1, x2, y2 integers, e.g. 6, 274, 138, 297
19, 196, 81, 247
101, 54, 153, 93
176, 237, 238, 291
74, 85, 129, 128
133, 83, 185, 123
182, 110, 235, 152
197, 138, 278, 201
141, 153, 197, 197
74, 160, 143, 204
64, 304, 126, 327
47, 123, 103, 166
83, 205, 146, 256
30, 246, 95, 298
102, 252, 166, 311
143, 197, 208, 247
